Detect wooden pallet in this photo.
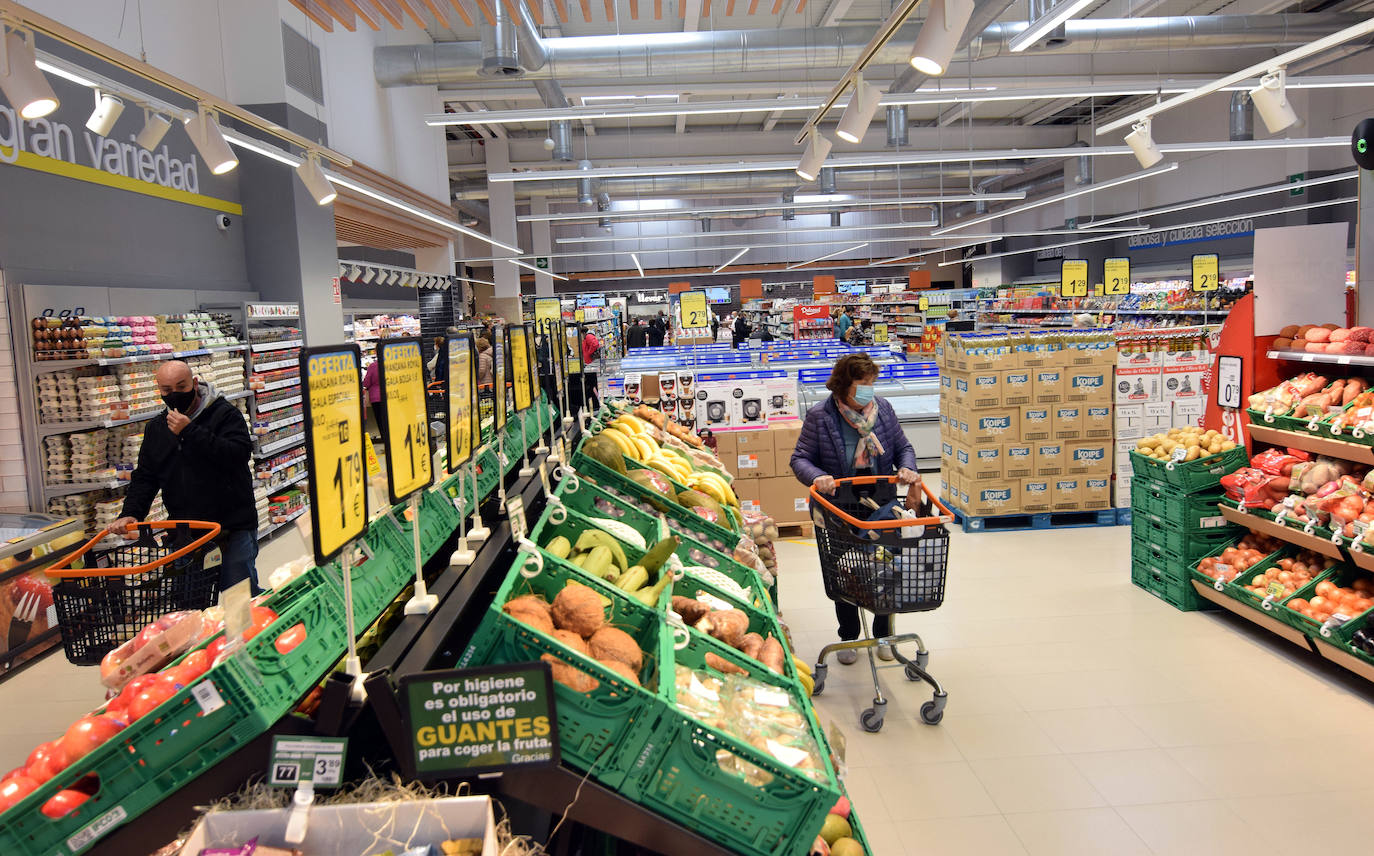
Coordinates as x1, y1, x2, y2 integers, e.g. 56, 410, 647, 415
775, 522, 814, 538
953, 507, 1129, 533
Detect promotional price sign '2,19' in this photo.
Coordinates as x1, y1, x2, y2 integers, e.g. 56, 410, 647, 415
507, 325, 533, 413
447, 334, 477, 470
1103, 258, 1131, 296
379, 337, 433, 504
679, 290, 709, 329
493, 326, 508, 430
1192, 253, 1220, 293
1060, 260, 1089, 298
299, 345, 366, 566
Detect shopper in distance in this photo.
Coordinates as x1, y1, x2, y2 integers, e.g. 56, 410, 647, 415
791, 353, 921, 663
626, 317, 649, 349
112, 360, 259, 591
648, 311, 667, 347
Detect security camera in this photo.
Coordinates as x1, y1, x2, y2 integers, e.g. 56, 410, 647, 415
215, 214, 232, 231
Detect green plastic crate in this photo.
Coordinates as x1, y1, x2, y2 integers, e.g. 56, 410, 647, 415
670, 576, 795, 686
1222, 546, 1339, 618
456, 550, 669, 790
1128, 445, 1247, 493
1132, 515, 1239, 562
1130, 544, 1212, 612
0, 578, 347, 856
1130, 478, 1228, 532
1185, 538, 1285, 592
1320, 608, 1374, 667
1273, 563, 1374, 638
1245, 406, 1325, 436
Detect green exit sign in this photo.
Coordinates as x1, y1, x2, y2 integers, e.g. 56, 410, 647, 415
1289, 172, 1305, 196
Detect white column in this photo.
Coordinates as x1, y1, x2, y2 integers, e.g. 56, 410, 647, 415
531, 197, 555, 297
486, 138, 521, 303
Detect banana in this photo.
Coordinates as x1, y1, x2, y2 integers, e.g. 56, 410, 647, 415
632, 435, 657, 461
545, 535, 572, 560
688, 474, 727, 505
614, 415, 648, 436
575, 529, 629, 575
792, 655, 813, 677
615, 564, 649, 592
692, 472, 739, 507
638, 534, 680, 576
598, 426, 636, 459
587, 516, 647, 551
797, 670, 815, 696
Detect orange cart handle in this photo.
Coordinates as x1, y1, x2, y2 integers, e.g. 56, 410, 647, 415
808, 476, 954, 530
45, 520, 223, 579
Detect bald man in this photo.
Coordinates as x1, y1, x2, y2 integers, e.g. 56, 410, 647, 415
115, 360, 259, 591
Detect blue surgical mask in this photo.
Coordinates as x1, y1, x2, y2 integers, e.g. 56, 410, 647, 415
853, 384, 875, 406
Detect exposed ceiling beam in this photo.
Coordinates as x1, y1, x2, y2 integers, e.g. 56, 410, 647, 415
818, 0, 856, 26
1017, 96, 1081, 126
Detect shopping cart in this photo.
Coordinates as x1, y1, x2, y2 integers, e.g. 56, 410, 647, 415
44, 521, 224, 665
809, 476, 953, 731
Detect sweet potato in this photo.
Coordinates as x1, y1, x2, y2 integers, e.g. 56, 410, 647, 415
739, 632, 765, 660
704, 652, 747, 676
759, 634, 785, 675
696, 609, 749, 649
671, 595, 711, 625
1306, 327, 1332, 343
1345, 379, 1366, 405
1273, 337, 1295, 350
1279, 324, 1302, 339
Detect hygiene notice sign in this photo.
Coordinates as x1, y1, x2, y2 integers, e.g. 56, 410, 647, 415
400, 663, 560, 778
299, 344, 366, 566
379, 337, 433, 503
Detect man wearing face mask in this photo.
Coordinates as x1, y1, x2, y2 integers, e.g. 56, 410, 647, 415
113, 360, 259, 591
791, 353, 920, 663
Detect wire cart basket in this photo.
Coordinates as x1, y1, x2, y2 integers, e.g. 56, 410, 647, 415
809, 477, 953, 731
45, 521, 224, 666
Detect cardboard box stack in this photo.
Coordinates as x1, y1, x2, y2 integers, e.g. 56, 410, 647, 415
938, 330, 1117, 518
716, 421, 809, 526
1113, 329, 1212, 507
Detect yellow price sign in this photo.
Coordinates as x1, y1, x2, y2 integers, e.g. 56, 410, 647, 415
574, 308, 585, 323
1192, 253, 1219, 293
1103, 258, 1131, 296
547, 321, 565, 396
1060, 260, 1089, 298
534, 297, 561, 322
508, 325, 533, 412
874, 323, 889, 343
918, 296, 929, 312
379, 337, 433, 503
493, 326, 507, 430
447, 334, 476, 469
565, 325, 582, 373
679, 291, 709, 329
300, 345, 367, 566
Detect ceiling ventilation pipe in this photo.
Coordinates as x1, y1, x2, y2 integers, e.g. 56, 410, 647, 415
549, 119, 574, 161
478, 9, 521, 77
819, 168, 836, 194
1026, 0, 1069, 49
1230, 90, 1254, 141
886, 105, 909, 148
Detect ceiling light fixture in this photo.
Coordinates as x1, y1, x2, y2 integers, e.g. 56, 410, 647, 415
85, 90, 123, 135
631, 253, 645, 277
1124, 119, 1164, 168
0, 29, 58, 119
795, 129, 833, 182
1007, 0, 1095, 53
1082, 170, 1357, 227
556, 218, 941, 243
714, 248, 751, 273
295, 153, 337, 205
134, 109, 171, 150
1096, 17, 1374, 136
909, 0, 975, 76
346, 264, 360, 280
522, 194, 1021, 224
183, 105, 238, 175
360, 268, 377, 284
835, 77, 882, 144
1249, 67, 1300, 133
788, 243, 870, 270
933, 161, 1179, 235
510, 258, 569, 281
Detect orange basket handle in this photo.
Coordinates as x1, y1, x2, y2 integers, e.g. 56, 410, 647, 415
45, 520, 223, 579
808, 476, 954, 530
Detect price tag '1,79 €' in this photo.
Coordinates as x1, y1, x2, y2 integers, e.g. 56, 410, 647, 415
300, 345, 368, 566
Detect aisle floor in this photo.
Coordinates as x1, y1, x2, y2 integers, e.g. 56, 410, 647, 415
778, 524, 1374, 856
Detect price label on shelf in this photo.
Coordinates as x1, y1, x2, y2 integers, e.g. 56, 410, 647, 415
1192, 253, 1220, 293
1060, 260, 1089, 298
1103, 258, 1131, 296
269, 736, 348, 788
447, 334, 477, 470
507, 325, 534, 413
679, 291, 709, 329
379, 337, 433, 504
300, 345, 367, 566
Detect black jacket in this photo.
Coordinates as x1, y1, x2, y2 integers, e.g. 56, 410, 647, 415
121, 387, 258, 532
733, 316, 751, 346
647, 318, 666, 347
626, 324, 649, 349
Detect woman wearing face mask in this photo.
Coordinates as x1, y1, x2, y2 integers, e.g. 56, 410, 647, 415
791, 353, 921, 663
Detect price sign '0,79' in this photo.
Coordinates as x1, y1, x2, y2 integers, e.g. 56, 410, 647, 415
300, 345, 368, 566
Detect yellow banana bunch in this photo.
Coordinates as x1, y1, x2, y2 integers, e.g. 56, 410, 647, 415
688, 471, 739, 508
597, 425, 639, 460
610, 415, 651, 436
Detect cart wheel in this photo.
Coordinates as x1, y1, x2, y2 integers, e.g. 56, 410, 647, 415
916, 651, 929, 669
860, 708, 884, 733
920, 695, 947, 726
812, 664, 827, 696
904, 664, 922, 682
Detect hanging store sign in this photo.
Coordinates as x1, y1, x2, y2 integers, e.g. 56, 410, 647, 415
1126, 218, 1254, 249
1060, 260, 1089, 299
1192, 254, 1220, 293
1103, 258, 1131, 296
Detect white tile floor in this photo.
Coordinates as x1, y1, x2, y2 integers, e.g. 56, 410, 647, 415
4, 521, 1373, 855
775, 523, 1374, 856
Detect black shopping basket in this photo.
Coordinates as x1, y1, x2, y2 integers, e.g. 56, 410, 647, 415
45, 521, 224, 665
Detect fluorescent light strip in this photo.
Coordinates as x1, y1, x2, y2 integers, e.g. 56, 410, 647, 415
714, 248, 751, 273
1081, 170, 1358, 227
787, 243, 870, 270
875, 226, 1152, 265
940, 197, 1357, 267
1007, 0, 1095, 53
933, 161, 1179, 236
631, 253, 645, 277
518, 194, 1020, 223
489, 138, 1345, 183
456, 236, 915, 264
1097, 19, 1374, 135
557, 219, 941, 243
509, 258, 569, 280
32, 59, 98, 88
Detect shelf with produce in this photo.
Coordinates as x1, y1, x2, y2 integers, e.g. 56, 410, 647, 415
249, 338, 303, 353
1266, 349, 1374, 367
1188, 579, 1318, 649
255, 432, 305, 458
30, 343, 249, 375
1247, 423, 1374, 466
976, 306, 1229, 316
255, 394, 302, 414
37, 391, 251, 437
1217, 504, 1346, 560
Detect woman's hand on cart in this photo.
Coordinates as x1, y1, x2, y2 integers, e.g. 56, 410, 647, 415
813, 475, 838, 495
111, 516, 138, 536
897, 468, 921, 486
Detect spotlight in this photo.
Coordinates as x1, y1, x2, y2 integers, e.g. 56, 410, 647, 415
909, 0, 975, 77
1124, 118, 1164, 168
183, 106, 238, 175
361, 268, 377, 284
295, 153, 337, 205
835, 77, 881, 145
795, 129, 833, 181
1249, 68, 1299, 133
0, 30, 59, 119
135, 110, 172, 150
86, 92, 124, 136
346, 264, 361, 281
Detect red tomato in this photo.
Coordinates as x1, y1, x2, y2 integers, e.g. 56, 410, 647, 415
40, 789, 89, 818
127, 678, 179, 721
132, 622, 161, 651
0, 767, 26, 784
243, 606, 279, 641
179, 649, 210, 680
206, 636, 231, 664
24, 741, 68, 785
59, 716, 125, 763
273, 623, 307, 655
0, 776, 39, 813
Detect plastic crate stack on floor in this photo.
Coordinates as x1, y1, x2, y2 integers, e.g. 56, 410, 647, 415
1129, 444, 1248, 610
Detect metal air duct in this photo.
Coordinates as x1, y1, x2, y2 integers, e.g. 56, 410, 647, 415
1230, 90, 1254, 141
549, 119, 574, 161
478, 10, 521, 77
886, 105, 909, 148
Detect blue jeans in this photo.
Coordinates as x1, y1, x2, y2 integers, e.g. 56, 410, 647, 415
220, 529, 260, 594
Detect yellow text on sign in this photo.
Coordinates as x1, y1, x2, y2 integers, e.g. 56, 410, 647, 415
510, 328, 532, 412
1192, 254, 1219, 293
918, 296, 929, 312
381, 340, 432, 501
1061, 260, 1089, 299
680, 291, 709, 329
448, 340, 474, 468
1103, 258, 1131, 296
304, 350, 366, 563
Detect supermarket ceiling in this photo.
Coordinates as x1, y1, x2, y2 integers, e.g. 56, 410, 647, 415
355, 0, 1374, 273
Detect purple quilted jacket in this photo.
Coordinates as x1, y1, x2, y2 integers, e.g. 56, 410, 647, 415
790, 395, 916, 485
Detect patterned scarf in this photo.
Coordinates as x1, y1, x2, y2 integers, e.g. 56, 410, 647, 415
836, 398, 885, 469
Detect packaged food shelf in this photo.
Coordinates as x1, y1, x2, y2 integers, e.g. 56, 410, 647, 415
249, 338, 304, 353
255, 393, 302, 414
255, 432, 306, 458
